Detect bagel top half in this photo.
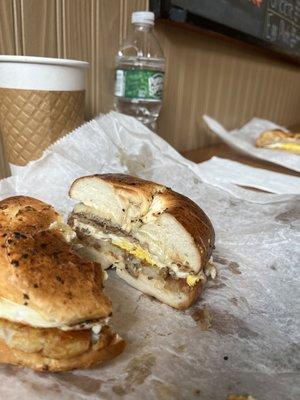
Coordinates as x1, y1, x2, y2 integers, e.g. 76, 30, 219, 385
0, 196, 111, 330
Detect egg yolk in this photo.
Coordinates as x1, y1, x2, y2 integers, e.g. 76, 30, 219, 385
186, 275, 201, 287
112, 239, 202, 287
112, 239, 156, 266
270, 143, 300, 154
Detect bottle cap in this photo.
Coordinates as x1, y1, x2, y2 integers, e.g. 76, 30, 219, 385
131, 11, 155, 25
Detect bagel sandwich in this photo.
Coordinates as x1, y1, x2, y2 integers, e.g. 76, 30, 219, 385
68, 174, 215, 310
255, 129, 300, 155
0, 196, 125, 372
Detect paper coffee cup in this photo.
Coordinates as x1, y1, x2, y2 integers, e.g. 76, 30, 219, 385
0, 56, 89, 166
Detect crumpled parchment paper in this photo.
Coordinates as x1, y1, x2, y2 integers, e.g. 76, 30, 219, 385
196, 157, 300, 195
204, 115, 300, 173
0, 112, 299, 400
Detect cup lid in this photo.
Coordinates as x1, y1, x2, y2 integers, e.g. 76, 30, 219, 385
0, 55, 89, 68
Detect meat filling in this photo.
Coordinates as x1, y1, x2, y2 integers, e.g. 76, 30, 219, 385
123, 257, 198, 294
69, 214, 205, 293
69, 213, 137, 241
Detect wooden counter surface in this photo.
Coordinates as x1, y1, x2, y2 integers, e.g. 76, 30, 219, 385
183, 143, 300, 177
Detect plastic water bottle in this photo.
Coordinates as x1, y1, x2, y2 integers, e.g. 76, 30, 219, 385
114, 11, 165, 130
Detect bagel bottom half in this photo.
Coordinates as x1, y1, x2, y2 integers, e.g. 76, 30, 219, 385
74, 241, 206, 310
116, 266, 204, 310
0, 324, 125, 372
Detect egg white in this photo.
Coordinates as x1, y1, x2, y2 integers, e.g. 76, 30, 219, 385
0, 297, 107, 330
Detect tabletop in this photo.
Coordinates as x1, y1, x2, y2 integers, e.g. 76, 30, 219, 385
183, 143, 300, 177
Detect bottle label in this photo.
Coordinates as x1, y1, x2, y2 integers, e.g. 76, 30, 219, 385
114, 69, 164, 100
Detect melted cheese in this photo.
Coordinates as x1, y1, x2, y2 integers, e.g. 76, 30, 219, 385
0, 297, 107, 330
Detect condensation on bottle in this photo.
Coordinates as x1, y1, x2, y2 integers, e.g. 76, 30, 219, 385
114, 11, 165, 131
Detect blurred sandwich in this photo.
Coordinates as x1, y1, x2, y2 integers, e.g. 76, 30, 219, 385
0, 196, 125, 372
68, 174, 215, 310
255, 129, 300, 155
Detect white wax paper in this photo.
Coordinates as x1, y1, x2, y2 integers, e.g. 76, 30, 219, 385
0, 112, 299, 400
203, 115, 300, 173
197, 157, 300, 195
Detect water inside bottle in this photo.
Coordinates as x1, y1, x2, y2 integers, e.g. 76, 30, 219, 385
114, 58, 164, 130
114, 15, 165, 131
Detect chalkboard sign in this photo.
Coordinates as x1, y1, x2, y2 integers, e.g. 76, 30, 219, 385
264, 0, 300, 53
151, 0, 300, 62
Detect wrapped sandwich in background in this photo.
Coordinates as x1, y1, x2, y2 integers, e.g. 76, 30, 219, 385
255, 129, 300, 155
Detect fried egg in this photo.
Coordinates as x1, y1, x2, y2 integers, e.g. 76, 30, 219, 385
74, 219, 205, 286
112, 239, 206, 287
112, 238, 156, 266
0, 297, 107, 330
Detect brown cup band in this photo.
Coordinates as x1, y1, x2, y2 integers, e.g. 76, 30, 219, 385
0, 88, 85, 165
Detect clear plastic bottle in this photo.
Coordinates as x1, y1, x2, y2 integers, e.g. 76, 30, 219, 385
114, 11, 165, 130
